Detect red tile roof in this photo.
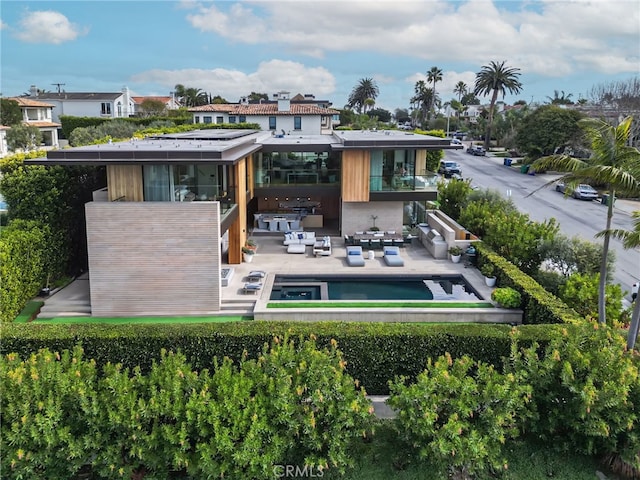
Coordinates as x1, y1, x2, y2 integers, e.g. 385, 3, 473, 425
7, 97, 55, 108
131, 96, 173, 104
189, 103, 338, 115
26, 121, 61, 128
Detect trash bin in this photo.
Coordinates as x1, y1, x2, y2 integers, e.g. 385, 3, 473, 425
503, 158, 513, 166
520, 164, 530, 174
601, 194, 616, 206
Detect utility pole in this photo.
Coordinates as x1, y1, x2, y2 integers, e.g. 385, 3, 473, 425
51, 83, 65, 93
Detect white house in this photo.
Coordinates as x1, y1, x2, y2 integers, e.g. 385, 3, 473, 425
5, 97, 60, 150
26, 85, 135, 123
0, 126, 9, 158
189, 92, 339, 135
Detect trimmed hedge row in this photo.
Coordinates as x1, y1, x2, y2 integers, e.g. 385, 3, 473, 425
0, 321, 557, 394
476, 243, 582, 324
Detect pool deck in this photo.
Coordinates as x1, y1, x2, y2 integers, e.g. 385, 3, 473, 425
224, 235, 522, 324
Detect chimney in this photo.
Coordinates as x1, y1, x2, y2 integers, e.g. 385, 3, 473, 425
277, 91, 290, 112
30, 85, 38, 97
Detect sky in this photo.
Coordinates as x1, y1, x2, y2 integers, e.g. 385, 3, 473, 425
1, 0, 639, 113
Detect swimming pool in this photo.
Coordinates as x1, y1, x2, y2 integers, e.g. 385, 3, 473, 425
269, 274, 482, 301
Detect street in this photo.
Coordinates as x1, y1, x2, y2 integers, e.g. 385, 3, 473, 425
445, 148, 640, 302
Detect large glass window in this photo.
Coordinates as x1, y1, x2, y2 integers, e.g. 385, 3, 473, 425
294, 116, 302, 130
269, 117, 276, 130
369, 149, 419, 191
143, 165, 171, 201
254, 150, 339, 186
142, 164, 231, 203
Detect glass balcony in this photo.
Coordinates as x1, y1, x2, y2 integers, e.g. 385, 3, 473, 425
255, 168, 340, 186
369, 171, 438, 192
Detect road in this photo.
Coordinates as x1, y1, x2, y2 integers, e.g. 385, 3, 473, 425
444, 148, 640, 302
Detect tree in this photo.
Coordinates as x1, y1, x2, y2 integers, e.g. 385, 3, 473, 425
367, 107, 391, 122
410, 81, 437, 128
139, 99, 167, 117
453, 81, 467, 103
596, 211, 640, 348
531, 116, 640, 325
6, 124, 42, 151
588, 76, 640, 146
0, 98, 22, 126
347, 77, 379, 114
426, 66, 443, 117
173, 84, 209, 107
515, 105, 585, 159
474, 61, 523, 149
546, 90, 574, 105
247, 92, 269, 102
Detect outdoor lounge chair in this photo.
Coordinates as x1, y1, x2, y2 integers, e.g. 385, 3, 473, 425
346, 246, 365, 267
247, 270, 266, 282
383, 246, 405, 267
243, 282, 263, 294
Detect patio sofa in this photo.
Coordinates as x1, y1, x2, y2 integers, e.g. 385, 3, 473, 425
383, 246, 404, 267
346, 246, 365, 267
283, 231, 316, 246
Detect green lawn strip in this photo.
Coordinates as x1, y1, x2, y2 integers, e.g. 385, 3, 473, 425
321, 422, 605, 480
267, 301, 494, 309
13, 301, 45, 323
33, 315, 251, 324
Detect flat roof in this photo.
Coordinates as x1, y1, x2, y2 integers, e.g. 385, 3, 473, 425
27, 128, 462, 166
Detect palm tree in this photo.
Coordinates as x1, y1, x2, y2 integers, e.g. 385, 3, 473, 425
347, 77, 379, 114
532, 116, 640, 326
473, 61, 523, 150
453, 81, 467, 103
546, 90, 574, 105
596, 211, 640, 348
410, 81, 436, 128
426, 66, 443, 119
174, 84, 209, 107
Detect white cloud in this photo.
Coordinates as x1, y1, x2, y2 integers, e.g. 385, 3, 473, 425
15, 10, 87, 44
130, 60, 336, 101
183, 0, 639, 78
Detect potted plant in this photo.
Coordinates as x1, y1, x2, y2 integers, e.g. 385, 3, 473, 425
491, 287, 522, 309
245, 238, 258, 252
242, 245, 255, 263
480, 263, 497, 287
448, 245, 463, 263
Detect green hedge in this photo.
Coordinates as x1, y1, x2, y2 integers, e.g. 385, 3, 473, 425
0, 321, 557, 394
476, 243, 582, 324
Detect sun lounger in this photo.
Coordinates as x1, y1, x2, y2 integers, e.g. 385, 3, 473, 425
243, 282, 262, 294
383, 246, 404, 267
247, 270, 266, 282
346, 246, 365, 267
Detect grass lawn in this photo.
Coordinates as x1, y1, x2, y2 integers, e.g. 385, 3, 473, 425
268, 301, 494, 309
14, 300, 45, 323
321, 421, 614, 480
33, 315, 251, 324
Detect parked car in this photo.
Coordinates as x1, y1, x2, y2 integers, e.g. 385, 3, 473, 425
555, 182, 599, 201
438, 161, 462, 177
466, 145, 486, 156
450, 138, 462, 145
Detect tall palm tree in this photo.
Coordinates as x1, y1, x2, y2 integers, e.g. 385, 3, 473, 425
473, 61, 523, 150
426, 66, 443, 118
410, 81, 436, 128
347, 77, 379, 114
453, 81, 467, 103
532, 116, 640, 326
596, 211, 640, 348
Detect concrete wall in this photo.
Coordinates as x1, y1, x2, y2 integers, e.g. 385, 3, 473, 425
341, 201, 403, 234
86, 202, 221, 316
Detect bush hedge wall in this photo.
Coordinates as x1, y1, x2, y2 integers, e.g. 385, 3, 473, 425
0, 321, 558, 395
476, 243, 582, 324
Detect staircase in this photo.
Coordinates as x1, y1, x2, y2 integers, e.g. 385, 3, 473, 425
219, 299, 257, 316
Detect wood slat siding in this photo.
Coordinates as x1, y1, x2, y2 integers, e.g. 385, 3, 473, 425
341, 150, 370, 202
107, 165, 143, 201
416, 149, 427, 175
86, 202, 221, 316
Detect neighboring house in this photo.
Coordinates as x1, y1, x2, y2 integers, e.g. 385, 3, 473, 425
29, 126, 461, 317
461, 105, 484, 123
25, 85, 135, 123
131, 95, 181, 115
0, 126, 9, 158
5, 97, 60, 150
190, 92, 339, 135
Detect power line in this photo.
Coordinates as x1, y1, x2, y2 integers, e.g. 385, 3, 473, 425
51, 83, 66, 93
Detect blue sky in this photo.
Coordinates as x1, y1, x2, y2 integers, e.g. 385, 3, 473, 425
1, 0, 639, 112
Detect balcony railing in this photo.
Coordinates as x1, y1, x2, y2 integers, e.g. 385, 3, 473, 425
255, 169, 340, 187
369, 171, 438, 192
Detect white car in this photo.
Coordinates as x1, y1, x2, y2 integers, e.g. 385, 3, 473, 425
555, 182, 599, 201
450, 138, 462, 145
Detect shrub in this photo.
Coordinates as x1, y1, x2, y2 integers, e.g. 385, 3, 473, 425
558, 272, 625, 327
492, 287, 522, 309
508, 323, 640, 465
1, 347, 99, 479
388, 353, 532, 478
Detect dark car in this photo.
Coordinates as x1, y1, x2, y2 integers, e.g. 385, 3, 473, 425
466, 145, 486, 156
438, 161, 462, 177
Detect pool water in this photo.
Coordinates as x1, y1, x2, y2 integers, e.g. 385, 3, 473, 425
269, 275, 481, 301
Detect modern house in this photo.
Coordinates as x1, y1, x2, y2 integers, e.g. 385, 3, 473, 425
29, 123, 462, 316
189, 91, 338, 135
24, 85, 136, 123
4, 97, 61, 151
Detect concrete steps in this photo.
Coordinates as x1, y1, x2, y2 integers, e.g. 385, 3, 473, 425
219, 299, 256, 316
